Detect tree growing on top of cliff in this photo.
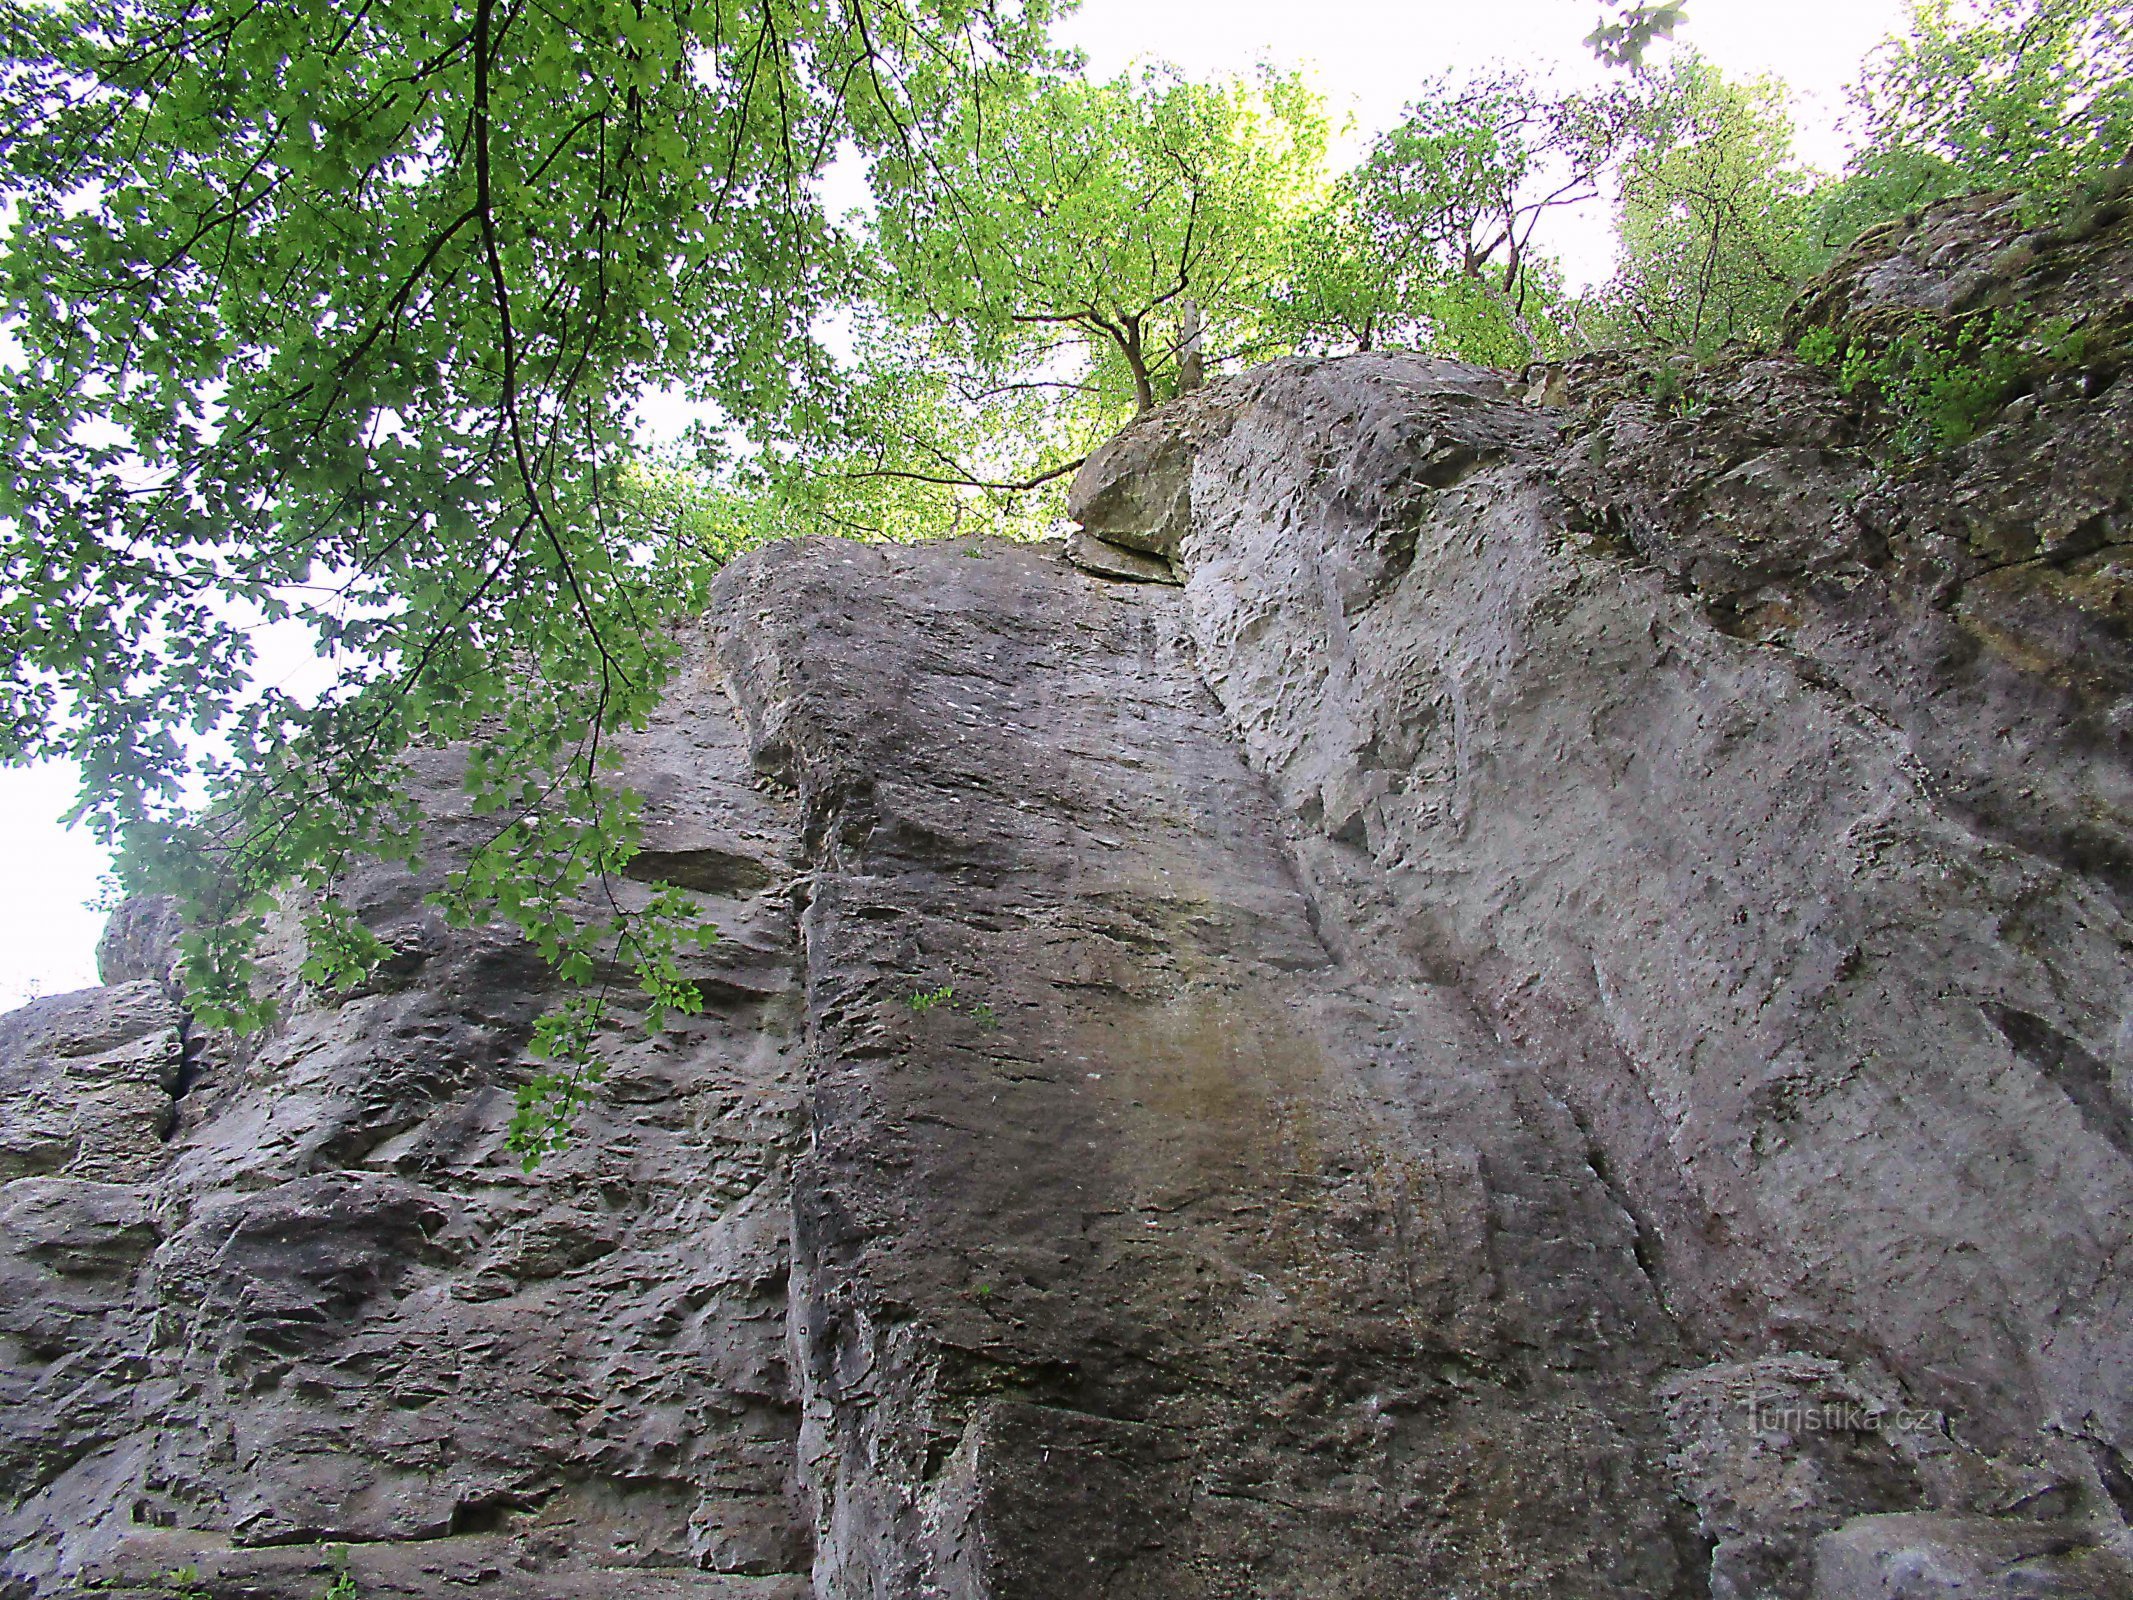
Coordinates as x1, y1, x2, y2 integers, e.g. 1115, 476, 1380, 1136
1270, 73, 1661, 364
0, 0, 1053, 1149
1828, 0, 2133, 234
1589, 2, 2133, 361
1592, 56, 1829, 355
744, 66, 1326, 545
868, 66, 1326, 416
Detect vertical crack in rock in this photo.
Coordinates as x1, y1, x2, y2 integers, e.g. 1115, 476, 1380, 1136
711, 536, 1700, 1599
1982, 1003, 2133, 1162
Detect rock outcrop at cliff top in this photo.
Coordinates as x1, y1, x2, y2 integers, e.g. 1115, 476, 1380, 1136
4, 192, 2132, 1600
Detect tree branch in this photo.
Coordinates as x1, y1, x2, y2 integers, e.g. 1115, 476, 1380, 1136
842, 455, 1086, 492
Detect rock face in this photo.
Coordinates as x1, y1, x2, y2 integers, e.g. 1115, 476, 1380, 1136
5, 197, 2132, 1599
1, 652, 812, 1600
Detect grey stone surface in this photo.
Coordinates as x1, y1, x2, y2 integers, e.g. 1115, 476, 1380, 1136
1813, 1512, 2133, 1599
1, 645, 813, 1599
1061, 527, 1180, 584
1163, 338, 2133, 1479
5, 194, 2133, 1598
711, 535, 1695, 1596
95, 895, 184, 993
0, 981, 183, 1184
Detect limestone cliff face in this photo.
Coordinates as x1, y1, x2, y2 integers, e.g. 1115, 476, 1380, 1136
5, 197, 2132, 1600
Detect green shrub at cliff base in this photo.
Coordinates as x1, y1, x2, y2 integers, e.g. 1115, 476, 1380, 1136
0, 0, 1051, 1143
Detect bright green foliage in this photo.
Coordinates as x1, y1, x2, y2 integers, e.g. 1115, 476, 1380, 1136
872, 67, 1324, 413
297, 898, 393, 991
1833, 0, 2133, 232
1271, 203, 1390, 354
0, 0, 1047, 1125
1595, 57, 1830, 355
619, 453, 790, 607
756, 340, 1096, 544
1273, 74, 1655, 363
320, 1547, 360, 1600
778, 65, 1325, 534
1799, 308, 2084, 454
901, 983, 998, 1028
1597, 2, 2133, 359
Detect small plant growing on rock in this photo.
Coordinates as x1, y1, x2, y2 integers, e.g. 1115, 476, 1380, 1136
904, 987, 1001, 1028
1797, 307, 2088, 455
1794, 325, 1841, 367
320, 1548, 359, 1600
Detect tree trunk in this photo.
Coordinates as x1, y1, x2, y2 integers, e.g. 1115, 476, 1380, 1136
1121, 315, 1155, 413
1178, 299, 1205, 393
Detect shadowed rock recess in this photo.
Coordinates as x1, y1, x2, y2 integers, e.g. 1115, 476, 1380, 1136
6, 198, 2133, 1600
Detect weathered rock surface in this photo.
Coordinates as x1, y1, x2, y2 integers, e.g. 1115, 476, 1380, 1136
4, 196, 2133, 1599
2, 647, 812, 1600
713, 536, 1695, 1596
1060, 526, 1179, 584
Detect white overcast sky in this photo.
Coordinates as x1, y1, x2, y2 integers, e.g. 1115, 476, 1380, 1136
0, 0, 1913, 1011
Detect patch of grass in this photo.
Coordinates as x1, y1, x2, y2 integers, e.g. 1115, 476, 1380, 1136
905, 986, 1000, 1027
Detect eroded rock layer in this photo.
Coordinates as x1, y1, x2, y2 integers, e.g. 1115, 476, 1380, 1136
5, 196, 2132, 1600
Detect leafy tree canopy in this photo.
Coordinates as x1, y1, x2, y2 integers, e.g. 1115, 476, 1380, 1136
747, 64, 1326, 544
1833, 0, 2133, 232
1594, 56, 1827, 355
1589, 0, 2133, 360
1272, 71, 1658, 363
870, 66, 1325, 414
